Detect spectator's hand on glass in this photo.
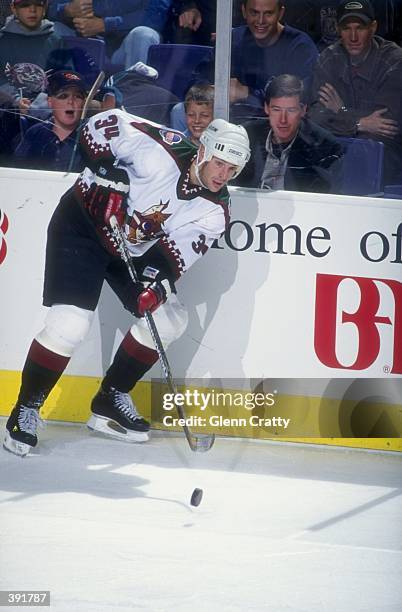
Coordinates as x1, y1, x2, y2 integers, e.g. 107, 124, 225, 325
18, 98, 31, 115
318, 83, 344, 113
358, 108, 399, 138
229, 78, 249, 104
73, 16, 105, 37
179, 8, 202, 31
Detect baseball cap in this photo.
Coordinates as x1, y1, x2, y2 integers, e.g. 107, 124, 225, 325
11, 0, 47, 6
47, 71, 87, 97
337, 0, 375, 25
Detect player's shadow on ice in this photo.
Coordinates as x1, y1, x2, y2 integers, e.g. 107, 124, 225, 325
0, 425, 191, 510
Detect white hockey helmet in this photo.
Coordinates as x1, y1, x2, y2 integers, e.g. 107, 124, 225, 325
197, 118, 251, 180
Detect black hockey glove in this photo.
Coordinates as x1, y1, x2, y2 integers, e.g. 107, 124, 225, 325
85, 164, 130, 227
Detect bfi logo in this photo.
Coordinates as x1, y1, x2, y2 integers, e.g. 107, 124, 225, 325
314, 274, 401, 374
0, 209, 8, 265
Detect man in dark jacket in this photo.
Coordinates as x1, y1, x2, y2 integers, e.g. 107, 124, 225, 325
283, 0, 397, 50
308, 0, 402, 183
235, 73, 343, 193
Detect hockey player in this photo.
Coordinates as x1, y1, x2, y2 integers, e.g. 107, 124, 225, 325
3, 111, 250, 456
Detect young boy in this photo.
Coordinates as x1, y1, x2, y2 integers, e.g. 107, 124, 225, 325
184, 83, 214, 145
14, 70, 87, 171
0, 0, 62, 84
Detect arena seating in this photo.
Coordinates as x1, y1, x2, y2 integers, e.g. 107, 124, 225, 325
383, 184, 402, 199
61, 36, 106, 78
147, 43, 213, 99
336, 137, 384, 196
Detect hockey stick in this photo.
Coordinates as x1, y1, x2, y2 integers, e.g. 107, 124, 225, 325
67, 70, 106, 174
109, 215, 215, 453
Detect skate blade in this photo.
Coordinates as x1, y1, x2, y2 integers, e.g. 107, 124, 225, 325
87, 414, 149, 443
3, 431, 31, 457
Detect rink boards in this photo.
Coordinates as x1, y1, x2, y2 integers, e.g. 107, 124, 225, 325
0, 168, 401, 451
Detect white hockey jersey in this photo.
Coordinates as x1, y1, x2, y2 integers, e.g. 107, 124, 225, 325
76, 109, 230, 281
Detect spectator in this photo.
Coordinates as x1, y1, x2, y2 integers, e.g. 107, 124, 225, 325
14, 69, 87, 171
308, 0, 402, 184
47, 0, 147, 69
184, 83, 214, 145
171, 1, 214, 45
173, 0, 319, 126
284, 1, 398, 51
234, 73, 343, 192
114, 2, 197, 70
172, 1, 245, 45
0, 0, 63, 86
125, 0, 244, 68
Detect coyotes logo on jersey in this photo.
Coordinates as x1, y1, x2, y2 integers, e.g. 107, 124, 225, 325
126, 200, 171, 244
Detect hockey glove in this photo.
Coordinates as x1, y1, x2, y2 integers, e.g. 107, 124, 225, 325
136, 265, 172, 316
85, 165, 130, 227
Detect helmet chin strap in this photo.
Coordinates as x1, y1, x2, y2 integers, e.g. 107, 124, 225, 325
193, 149, 209, 189
194, 162, 209, 189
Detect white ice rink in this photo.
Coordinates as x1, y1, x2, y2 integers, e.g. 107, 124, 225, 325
1, 420, 401, 612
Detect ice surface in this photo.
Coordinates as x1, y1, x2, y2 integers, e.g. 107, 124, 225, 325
0, 420, 401, 612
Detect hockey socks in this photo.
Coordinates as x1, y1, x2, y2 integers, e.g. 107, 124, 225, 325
4, 340, 70, 456
102, 331, 158, 393
17, 339, 71, 409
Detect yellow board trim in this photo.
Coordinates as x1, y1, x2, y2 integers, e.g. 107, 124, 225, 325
1, 370, 401, 452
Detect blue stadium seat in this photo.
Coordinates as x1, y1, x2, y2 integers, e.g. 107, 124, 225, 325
60, 36, 106, 84
383, 184, 402, 199
336, 137, 384, 197
147, 44, 213, 99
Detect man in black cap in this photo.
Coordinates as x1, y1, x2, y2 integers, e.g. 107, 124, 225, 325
308, 0, 402, 184
14, 70, 87, 172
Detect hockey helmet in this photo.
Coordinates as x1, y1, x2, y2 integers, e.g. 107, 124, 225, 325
197, 118, 251, 179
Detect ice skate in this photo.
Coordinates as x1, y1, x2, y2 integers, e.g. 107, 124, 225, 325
3, 405, 43, 457
87, 387, 150, 443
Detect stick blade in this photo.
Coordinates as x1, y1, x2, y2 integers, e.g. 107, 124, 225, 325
188, 433, 215, 453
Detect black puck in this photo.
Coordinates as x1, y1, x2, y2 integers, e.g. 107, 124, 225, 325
190, 488, 203, 507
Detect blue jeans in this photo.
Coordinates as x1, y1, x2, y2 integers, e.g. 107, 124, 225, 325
112, 26, 160, 69
53, 23, 160, 70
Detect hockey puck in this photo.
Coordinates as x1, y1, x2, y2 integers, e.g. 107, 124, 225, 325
190, 488, 203, 507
